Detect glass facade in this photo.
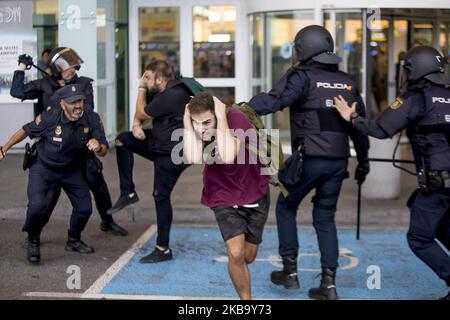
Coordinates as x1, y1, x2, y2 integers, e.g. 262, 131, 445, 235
24, 2, 450, 139
250, 11, 314, 137
138, 7, 180, 76
29, 0, 129, 135
193, 5, 236, 78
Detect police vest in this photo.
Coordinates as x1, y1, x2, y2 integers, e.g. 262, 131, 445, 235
290, 67, 357, 158
413, 85, 450, 171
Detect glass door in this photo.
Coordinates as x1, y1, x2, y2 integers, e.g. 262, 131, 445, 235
440, 21, 450, 77
192, 5, 237, 105
324, 10, 365, 109
250, 11, 314, 139
138, 7, 181, 76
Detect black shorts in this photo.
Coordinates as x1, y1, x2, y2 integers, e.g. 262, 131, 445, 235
212, 191, 270, 245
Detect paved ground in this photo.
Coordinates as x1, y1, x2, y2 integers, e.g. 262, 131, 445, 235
97, 226, 449, 300
1, 146, 439, 300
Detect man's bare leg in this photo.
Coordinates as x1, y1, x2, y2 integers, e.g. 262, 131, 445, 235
226, 234, 252, 300
244, 241, 258, 264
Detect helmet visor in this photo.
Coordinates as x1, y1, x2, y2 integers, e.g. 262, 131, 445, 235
52, 48, 84, 72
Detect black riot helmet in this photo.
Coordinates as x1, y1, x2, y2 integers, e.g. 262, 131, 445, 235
48, 47, 84, 80
403, 45, 449, 85
294, 25, 342, 65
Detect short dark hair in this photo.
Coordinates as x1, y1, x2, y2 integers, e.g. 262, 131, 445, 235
188, 92, 215, 115
144, 60, 174, 80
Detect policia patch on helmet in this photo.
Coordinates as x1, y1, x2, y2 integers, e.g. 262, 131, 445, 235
390, 97, 404, 110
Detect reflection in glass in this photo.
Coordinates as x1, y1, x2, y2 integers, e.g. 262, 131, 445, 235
440, 23, 450, 78
251, 14, 264, 79
97, 7, 107, 79
412, 23, 434, 46
266, 11, 314, 136
193, 5, 236, 78
205, 87, 235, 106
139, 7, 180, 76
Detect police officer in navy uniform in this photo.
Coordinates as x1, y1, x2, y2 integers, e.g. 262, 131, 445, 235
0, 84, 108, 263
10, 47, 128, 237
335, 45, 450, 300
249, 25, 370, 300
11, 47, 94, 116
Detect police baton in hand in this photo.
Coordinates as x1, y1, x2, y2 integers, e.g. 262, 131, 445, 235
356, 181, 362, 240
18, 54, 51, 76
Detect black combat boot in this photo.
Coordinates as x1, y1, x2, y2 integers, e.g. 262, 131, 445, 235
270, 256, 299, 289
65, 237, 95, 254
27, 235, 40, 264
308, 267, 338, 300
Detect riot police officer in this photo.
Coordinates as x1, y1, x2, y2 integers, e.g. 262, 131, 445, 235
10, 47, 127, 237
249, 25, 370, 300
335, 45, 450, 300
0, 84, 107, 263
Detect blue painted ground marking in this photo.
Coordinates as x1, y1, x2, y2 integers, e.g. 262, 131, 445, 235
101, 226, 448, 299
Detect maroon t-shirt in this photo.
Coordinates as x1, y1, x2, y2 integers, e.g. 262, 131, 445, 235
201, 108, 271, 208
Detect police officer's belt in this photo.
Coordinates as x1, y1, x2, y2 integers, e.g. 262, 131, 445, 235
425, 170, 450, 191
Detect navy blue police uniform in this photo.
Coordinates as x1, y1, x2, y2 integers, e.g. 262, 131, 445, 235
10, 56, 126, 235
22, 84, 107, 241
351, 79, 450, 291
250, 61, 369, 270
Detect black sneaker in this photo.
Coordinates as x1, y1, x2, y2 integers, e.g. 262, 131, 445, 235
139, 247, 173, 264
27, 236, 40, 264
65, 238, 95, 254
100, 220, 129, 236
107, 192, 139, 215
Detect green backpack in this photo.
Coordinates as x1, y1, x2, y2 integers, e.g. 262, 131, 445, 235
227, 103, 288, 197
176, 75, 205, 95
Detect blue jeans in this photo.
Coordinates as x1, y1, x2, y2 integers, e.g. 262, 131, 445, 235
276, 157, 348, 268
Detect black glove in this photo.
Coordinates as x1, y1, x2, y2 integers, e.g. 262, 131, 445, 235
18, 54, 33, 70
355, 160, 370, 185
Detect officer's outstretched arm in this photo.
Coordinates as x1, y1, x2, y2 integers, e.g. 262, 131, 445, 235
0, 128, 27, 160
249, 70, 307, 115
334, 95, 390, 139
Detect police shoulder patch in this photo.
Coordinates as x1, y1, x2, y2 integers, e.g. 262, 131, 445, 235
389, 97, 404, 110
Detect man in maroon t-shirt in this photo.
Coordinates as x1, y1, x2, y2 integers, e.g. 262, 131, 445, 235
183, 92, 270, 300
